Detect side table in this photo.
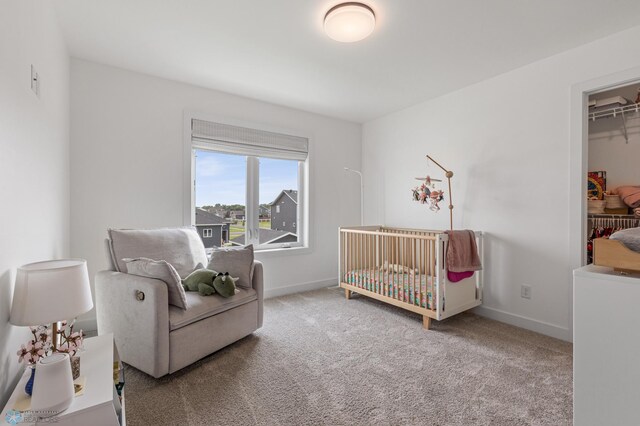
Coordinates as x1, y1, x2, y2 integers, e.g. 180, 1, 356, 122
3, 333, 125, 425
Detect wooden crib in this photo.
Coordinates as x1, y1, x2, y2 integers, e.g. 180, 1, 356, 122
339, 226, 483, 329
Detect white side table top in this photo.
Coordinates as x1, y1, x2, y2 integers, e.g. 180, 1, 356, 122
3, 333, 117, 425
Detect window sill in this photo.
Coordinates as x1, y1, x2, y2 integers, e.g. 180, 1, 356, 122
254, 246, 311, 258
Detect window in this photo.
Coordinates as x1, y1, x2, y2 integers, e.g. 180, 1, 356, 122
203, 229, 212, 238
190, 117, 308, 250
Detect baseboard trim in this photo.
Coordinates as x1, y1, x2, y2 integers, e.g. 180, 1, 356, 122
473, 305, 572, 342
264, 277, 337, 299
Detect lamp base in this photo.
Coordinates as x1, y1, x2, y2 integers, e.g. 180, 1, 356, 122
31, 353, 75, 418
34, 396, 74, 418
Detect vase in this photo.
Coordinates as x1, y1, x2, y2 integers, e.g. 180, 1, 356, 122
24, 365, 35, 396
70, 356, 80, 381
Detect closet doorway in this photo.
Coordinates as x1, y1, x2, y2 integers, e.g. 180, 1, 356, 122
570, 68, 640, 274
586, 83, 640, 264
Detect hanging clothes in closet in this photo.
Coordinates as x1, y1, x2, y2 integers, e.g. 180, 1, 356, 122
587, 215, 640, 264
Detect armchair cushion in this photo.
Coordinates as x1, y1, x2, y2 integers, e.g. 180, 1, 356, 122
124, 257, 188, 309
168, 288, 257, 331
208, 244, 254, 288
109, 227, 208, 278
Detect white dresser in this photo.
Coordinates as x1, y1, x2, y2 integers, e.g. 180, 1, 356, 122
573, 265, 640, 426
2, 333, 125, 426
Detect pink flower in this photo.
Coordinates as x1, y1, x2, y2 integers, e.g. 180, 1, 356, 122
25, 341, 45, 364
17, 345, 27, 363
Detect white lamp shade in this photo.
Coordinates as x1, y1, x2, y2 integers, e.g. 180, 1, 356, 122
31, 353, 75, 416
10, 259, 93, 326
324, 3, 376, 43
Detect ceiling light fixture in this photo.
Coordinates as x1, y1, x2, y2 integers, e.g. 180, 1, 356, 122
324, 2, 376, 43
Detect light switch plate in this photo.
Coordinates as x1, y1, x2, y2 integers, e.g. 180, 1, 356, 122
521, 284, 532, 299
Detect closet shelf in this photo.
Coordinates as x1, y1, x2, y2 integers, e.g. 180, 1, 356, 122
589, 102, 639, 144
589, 102, 640, 121
588, 213, 636, 218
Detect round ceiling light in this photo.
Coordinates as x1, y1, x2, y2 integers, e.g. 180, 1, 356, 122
324, 2, 376, 43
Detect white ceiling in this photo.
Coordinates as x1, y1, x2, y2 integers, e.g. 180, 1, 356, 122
53, 0, 640, 123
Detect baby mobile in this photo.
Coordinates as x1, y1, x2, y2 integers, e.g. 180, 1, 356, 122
411, 155, 455, 230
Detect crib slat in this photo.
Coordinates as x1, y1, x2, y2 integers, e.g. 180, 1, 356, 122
359, 232, 362, 288
373, 233, 376, 294
431, 239, 436, 311
395, 235, 399, 301
345, 232, 349, 282
398, 237, 409, 302
404, 236, 408, 303
413, 237, 417, 306
420, 233, 423, 306
368, 233, 372, 292
425, 238, 430, 309
385, 234, 389, 296
401, 235, 404, 302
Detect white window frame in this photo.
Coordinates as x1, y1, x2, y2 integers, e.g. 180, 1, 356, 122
203, 228, 213, 238
183, 112, 310, 252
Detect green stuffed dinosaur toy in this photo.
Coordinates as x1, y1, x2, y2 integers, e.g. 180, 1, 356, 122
212, 272, 239, 298
182, 268, 217, 296
182, 269, 239, 297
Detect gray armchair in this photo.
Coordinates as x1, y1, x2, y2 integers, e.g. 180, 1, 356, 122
95, 227, 263, 378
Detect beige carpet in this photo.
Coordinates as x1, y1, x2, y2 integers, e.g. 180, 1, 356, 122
124, 287, 572, 426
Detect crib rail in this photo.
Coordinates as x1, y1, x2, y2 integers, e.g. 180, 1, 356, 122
339, 226, 440, 313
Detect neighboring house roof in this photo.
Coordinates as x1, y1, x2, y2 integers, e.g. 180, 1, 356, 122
195, 208, 228, 225
230, 210, 245, 216
269, 189, 298, 206
230, 228, 297, 245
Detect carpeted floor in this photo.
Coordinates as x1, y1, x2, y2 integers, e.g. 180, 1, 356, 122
124, 287, 572, 426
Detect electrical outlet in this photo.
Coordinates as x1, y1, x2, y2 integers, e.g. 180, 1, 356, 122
31, 65, 39, 97
521, 284, 532, 299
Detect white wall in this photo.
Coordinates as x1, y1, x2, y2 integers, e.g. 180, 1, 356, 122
362, 25, 640, 341
70, 59, 362, 327
589, 85, 640, 189
0, 1, 69, 407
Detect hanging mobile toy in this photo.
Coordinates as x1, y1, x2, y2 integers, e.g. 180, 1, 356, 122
411, 176, 444, 211
410, 155, 455, 230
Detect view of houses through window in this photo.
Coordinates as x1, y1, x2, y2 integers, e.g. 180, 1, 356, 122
194, 149, 299, 252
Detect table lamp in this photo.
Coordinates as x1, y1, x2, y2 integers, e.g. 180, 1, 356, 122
10, 259, 93, 416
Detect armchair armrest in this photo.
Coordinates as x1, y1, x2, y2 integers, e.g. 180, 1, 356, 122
252, 260, 264, 328
95, 271, 170, 378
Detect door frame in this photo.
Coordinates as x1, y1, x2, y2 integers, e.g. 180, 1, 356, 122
569, 67, 640, 270
569, 67, 640, 330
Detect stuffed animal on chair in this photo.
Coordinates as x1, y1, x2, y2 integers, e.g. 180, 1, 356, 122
182, 268, 217, 296
212, 272, 239, 298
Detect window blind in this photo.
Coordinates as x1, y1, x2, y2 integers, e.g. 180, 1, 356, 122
192, 119, 308, 161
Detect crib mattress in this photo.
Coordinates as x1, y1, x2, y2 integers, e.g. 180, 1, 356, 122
345, 269, 434, 309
